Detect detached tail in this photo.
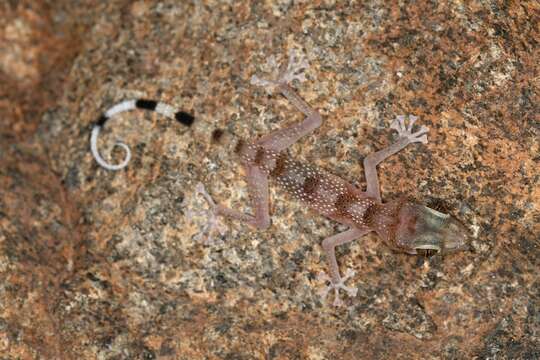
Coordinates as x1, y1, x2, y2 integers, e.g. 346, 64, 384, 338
90, 99, 194, 170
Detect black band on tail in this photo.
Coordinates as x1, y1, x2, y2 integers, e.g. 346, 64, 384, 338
135, 99, 158, 110
175, 111, 195, 126
96, 114, 108, 127
93, 99, 195, 128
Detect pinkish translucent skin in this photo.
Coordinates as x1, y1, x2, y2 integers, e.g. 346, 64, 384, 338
388, 202, 470, 254
196, 50, 469, 306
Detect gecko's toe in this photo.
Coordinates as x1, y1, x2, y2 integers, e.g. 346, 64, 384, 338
282, 52, 309, 84
251, 50, 309, 92
316, 272, 333, 300
406, 115, 418, 131
250, 75, 279, 94
390, 115, 429, 144
332, 296, 344, 307
340, 269, 358, 297
190, 183, 228, 245
390, 115, 406, 133
317, 269, 358, 306
417, 134, 428, 144
343, 285, 358, 298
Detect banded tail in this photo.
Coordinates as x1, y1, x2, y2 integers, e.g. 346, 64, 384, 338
90, 99, 194, 170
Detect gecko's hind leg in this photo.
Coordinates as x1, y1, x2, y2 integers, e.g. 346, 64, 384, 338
191, 50, 313, 241
251, 49, 322, 152
216, 165, 270, 229
193, 165, 271, 243
319, 228, 371, 306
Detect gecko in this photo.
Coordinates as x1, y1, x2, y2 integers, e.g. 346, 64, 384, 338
90, 49, 470, 306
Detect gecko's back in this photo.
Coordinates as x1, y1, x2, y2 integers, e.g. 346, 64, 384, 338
235, 141, 377, 229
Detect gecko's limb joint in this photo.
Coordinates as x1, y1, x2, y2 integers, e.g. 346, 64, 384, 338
318, 268, 358, 307
250, 48, 309, 94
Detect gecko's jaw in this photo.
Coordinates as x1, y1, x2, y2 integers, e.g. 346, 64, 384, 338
411, 238, 442, 255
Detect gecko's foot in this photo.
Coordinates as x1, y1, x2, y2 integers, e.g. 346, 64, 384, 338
250, 48, 309, 94
390, 115, 429, 144
186, 182, 227, 245
317, 268, 358, 307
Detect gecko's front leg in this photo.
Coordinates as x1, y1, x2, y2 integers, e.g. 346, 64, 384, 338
318, 228, 371, 306
364, 115, 429, 201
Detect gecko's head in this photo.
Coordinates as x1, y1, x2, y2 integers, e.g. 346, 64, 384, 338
395, 202, 470, 255
376, 200, 470, 256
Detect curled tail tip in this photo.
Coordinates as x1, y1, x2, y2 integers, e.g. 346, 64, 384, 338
92, 143, 131, 171
90, 126, 131, 171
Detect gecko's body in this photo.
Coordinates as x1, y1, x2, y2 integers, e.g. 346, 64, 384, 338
237, 142, 377, 230
91, 50, 470, 306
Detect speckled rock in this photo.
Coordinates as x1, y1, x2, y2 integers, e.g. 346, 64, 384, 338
1, 1, 538, 359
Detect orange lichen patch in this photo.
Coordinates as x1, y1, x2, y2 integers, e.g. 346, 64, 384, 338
130, 1, 151, 18
482, 137, 534, 176
0, 147, 86, 359
1, 18, 39, 82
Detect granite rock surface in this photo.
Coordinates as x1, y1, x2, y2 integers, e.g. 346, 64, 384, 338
0, 1, 538, 359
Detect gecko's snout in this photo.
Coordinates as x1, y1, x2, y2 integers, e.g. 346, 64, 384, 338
438, 216, 471, 253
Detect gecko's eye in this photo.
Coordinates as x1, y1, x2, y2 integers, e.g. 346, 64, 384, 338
415, 246, 440, 257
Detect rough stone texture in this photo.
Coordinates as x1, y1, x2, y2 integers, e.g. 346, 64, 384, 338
1, 1, 538, 359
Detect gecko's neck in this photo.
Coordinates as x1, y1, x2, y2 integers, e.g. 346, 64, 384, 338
368, 198, 408, 249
